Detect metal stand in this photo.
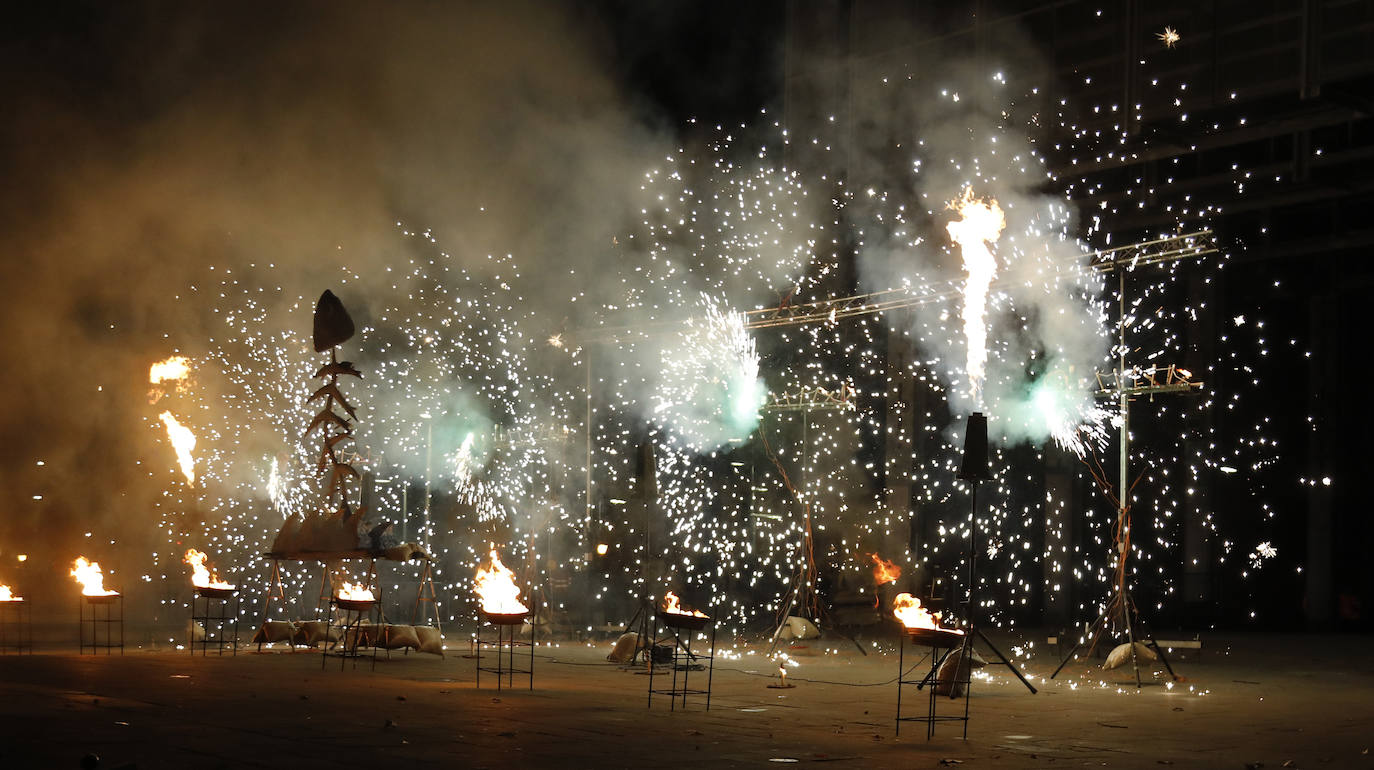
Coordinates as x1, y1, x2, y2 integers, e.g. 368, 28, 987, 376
648, 614, 716, 711
323, 597, 381, 671
476, 612, 534, 691
190, 590, 240, 656
79, 595, 123, 655
896, 632, 967, 739
0, 600, 31, 654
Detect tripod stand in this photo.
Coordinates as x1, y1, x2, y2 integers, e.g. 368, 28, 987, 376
954, 413, 1036, 695
1049, 582, 1177, 689
1050, 454, 1181, 689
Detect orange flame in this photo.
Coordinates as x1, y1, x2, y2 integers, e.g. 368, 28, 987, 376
870, 553, 902, 585
0, 585, 19, 602
183, 548, 234, 590
336, 581, 375, 601
71, 557, 118, 597
474, 550, 528, 614
149, 356, 191, 385
158, 410, 197, 484
892, 592, 961, 633
946, 186, 1006, 405
662, 591, 708, 618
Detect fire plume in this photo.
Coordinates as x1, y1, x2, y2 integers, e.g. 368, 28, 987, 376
149, 356, 191, 385
0, 585, 19, 602
158, 410, 197, 484
892, 592, 960, 633
474, 550, 528, 615
870, 553, 902, 585
183, 548, 233, 590
71, 557, 118, 597
662, 591, 708, 618
336, 581, 375, 601
946, 186, 1006, 406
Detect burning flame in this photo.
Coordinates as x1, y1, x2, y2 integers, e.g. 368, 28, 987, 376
336, 581, 375, 601
71, 557, 118, 597
0, 585, 19, 602
892, 592, 961, 633
946, 186, 1006, 406
183, 548, 234, 590
149, 356, 191, 385
474, 550, 528, 614
662, 591, 708, 618
870, 553, 902, 585
158, 410, 197, 484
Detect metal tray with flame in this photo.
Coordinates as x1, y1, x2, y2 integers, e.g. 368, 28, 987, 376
904, 626, 966, 648
335, 597, 376, 613
195, 586, 237, 600
83, 594, 121, 605
481, 610, 529, 626
660, 611, 712, 631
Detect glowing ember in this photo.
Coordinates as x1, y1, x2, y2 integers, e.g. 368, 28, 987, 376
183, 548, 234, 590
149, 356, 191, 385
474, 550, 528, 615
335, 581, 375, 601
946, 186, 1006, 406
662, 591, 708, 618
158, 410, 197, 484
870, 553, 902, 585
71, 557, 118, 597
892, 592, 961, 633
0, 585, 19, 602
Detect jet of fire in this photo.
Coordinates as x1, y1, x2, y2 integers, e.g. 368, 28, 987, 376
183, 548, 234, 590
158, 410, 197, 484
71, 557, 118, 597
474, 550, 528, 615
892, 592, 960, 633
870, 553, 902, 585
946, 186, 1006, 406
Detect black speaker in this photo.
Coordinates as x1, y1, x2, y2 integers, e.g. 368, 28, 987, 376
957, 412, 991, 481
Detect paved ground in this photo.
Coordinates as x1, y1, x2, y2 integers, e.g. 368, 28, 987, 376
1, 630, 1371, 769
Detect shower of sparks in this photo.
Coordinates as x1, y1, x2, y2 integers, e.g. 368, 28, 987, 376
946, 186, 1006, 407
131, 7, 1301, 641
652, 293, 765, 452
1158, 27, 1181, 48
158, 410, 197, 485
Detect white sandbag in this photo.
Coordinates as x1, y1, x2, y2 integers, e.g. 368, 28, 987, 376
784, 615, 820, 640
934, 645, 987, 697
1103, 641, 1158, 670
414, 625, 444, 656
607, 632, 639, 663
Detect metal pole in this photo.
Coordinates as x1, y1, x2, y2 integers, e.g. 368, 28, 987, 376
1118, 269, 1129, 594
424, 420, 432, 551
585, 350, 594, 547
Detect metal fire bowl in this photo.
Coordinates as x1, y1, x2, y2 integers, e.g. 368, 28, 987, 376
905, 626, 966, 648
336, 598, 376, 612
195, 586, 237, 599
481, 610, 529, 626
661, 612, 711, 631
84, 594, 121, 605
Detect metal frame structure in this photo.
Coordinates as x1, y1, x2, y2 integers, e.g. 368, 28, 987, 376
0, 599, 31, 655
648, 612, 716, 711
79, 594, 123, 655
189, 589, 240, 656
